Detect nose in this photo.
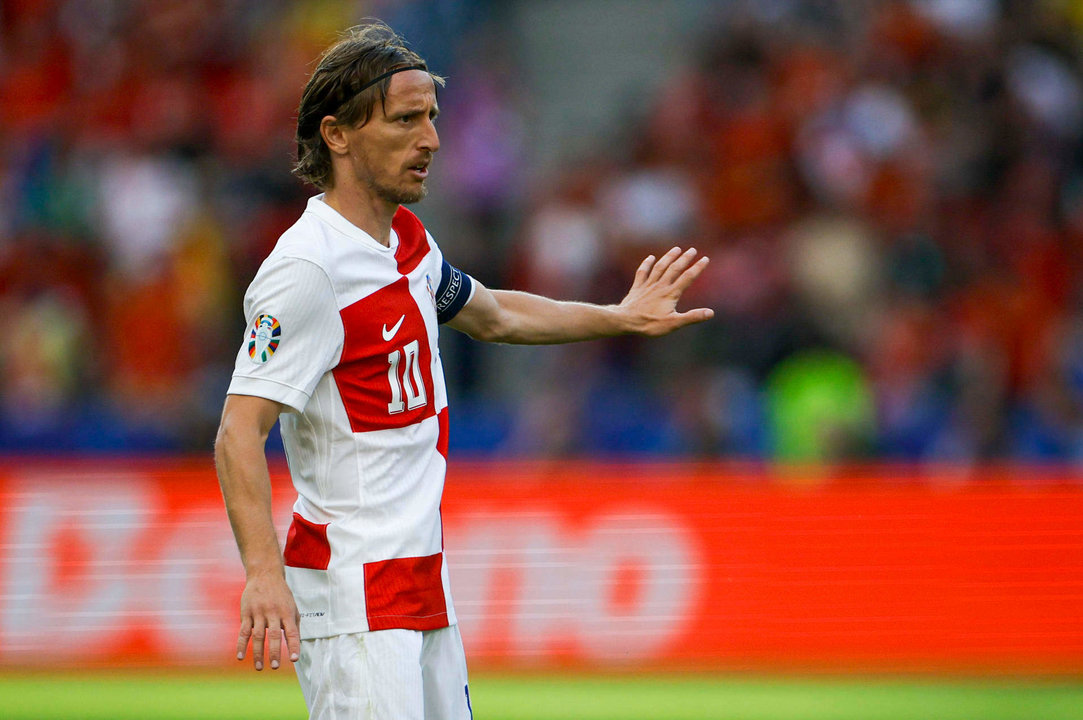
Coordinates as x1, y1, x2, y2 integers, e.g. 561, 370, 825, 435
420, 117, 439, 154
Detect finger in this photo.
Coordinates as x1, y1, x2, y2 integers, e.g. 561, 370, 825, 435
672, 307, 715, 329
647, 247, 682, 283
672, 255, 710, 293
632, 255, 656, 289
267, 621, 283, 670
660, 247, 699, 284
284, 613, 301, 664
236, 616, 253, 661
251, 618, 266, 671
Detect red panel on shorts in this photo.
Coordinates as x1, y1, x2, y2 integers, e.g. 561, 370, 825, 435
393, 207, 429, 276
437, 407, 449, 459
283, 513, 331, 570
364, 552, 449, 631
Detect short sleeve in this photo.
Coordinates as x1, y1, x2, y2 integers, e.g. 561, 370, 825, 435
435, 259, 476, 324
227, 257, 343, 413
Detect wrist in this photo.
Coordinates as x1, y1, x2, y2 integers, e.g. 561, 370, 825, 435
244, 559, 286, 581
611, 303, 643, 335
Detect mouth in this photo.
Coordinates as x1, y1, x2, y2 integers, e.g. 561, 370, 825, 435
408, 161, 430, 180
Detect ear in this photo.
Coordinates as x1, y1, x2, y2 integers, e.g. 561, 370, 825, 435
320, 116, 349, 157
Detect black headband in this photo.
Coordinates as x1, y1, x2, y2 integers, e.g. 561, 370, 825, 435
354, 64, 428, 95
300, 64, 431, 137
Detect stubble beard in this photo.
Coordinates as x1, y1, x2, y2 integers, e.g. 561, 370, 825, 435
379, 182, 427, 205
366, 173, 428, 206
353, 146, 430, 206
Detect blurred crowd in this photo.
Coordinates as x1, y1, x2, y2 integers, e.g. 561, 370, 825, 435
5, 0, 1083, 463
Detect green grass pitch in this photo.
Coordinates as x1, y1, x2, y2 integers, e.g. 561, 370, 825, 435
0, 670, 1080, 719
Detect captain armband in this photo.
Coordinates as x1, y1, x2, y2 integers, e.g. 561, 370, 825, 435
435, 259, 476, 324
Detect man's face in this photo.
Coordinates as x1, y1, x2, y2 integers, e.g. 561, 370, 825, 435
343, 69, 440, 205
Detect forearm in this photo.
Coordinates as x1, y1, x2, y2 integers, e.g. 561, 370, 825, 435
490, 290, 636, 344
215, 423, 284, 579
453, 289, 638, 344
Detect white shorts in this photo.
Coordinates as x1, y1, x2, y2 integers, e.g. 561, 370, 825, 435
295, 624, 472, 720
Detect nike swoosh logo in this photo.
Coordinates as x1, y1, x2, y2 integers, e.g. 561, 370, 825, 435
382, 315, 406, 342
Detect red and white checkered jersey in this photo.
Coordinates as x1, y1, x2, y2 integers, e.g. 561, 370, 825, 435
228, 195, 475, 640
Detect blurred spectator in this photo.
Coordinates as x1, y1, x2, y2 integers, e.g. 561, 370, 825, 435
4, 0, 1083, 465
766, 349, 876, 462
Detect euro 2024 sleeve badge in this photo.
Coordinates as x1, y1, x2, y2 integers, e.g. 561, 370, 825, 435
248, 314, 281, 364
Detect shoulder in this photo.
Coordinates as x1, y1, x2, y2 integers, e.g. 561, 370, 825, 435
245, 215, 336, 304
268, 212, 337, 272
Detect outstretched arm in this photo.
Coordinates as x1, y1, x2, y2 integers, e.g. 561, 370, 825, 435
215, 394, 300, 671
446, 246, 713, 344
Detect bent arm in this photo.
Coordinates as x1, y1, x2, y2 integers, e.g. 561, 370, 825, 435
447, 246, 714, 344
215, 394, 299, 670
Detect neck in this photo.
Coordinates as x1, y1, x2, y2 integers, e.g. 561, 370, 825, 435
321, 185, 398, 247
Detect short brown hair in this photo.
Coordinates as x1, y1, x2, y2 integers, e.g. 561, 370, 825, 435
293, 22, 444, 189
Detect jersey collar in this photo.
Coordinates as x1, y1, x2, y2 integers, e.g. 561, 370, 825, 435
306, 194, 400, 253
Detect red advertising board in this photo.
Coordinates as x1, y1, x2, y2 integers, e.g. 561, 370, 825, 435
0, 459, 1080, 673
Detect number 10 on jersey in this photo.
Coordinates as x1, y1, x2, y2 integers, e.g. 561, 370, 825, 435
387, 339, 427, 414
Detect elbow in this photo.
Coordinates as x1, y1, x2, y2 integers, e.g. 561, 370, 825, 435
466, 322, 504, 344
214, 413, 259, 466
460, 310, 514, 344
213, 419, 236, 468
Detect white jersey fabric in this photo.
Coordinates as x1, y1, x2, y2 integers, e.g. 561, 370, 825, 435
228, 195, 475, 640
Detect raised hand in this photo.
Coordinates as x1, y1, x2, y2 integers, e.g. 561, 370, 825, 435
619, 247, 714, 336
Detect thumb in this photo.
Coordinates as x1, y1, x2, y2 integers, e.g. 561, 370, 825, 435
672, 307, 714, 328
